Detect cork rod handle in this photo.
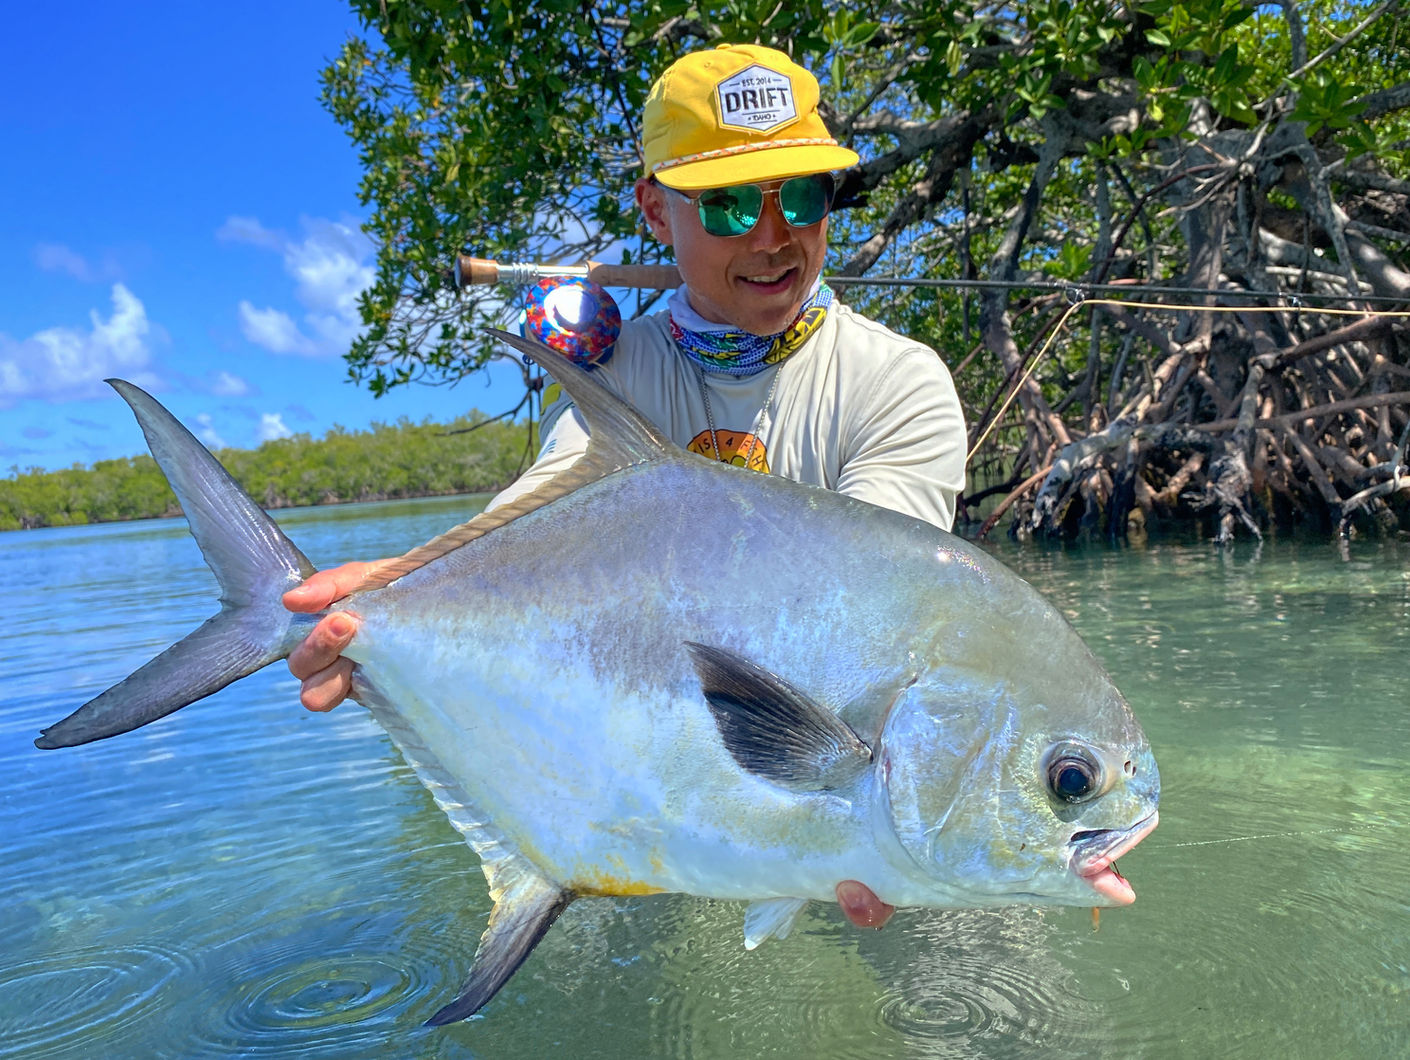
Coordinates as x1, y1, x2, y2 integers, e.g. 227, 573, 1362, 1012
456, 255, 682, 290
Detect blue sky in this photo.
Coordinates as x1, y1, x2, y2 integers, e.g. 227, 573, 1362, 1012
1, 2, 526, 473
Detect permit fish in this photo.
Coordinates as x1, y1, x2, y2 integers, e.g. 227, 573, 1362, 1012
36, 329, 1159, 1025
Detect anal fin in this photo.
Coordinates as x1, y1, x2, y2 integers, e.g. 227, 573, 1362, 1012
353, 682, 574, 1025
425, 873, 575, 1026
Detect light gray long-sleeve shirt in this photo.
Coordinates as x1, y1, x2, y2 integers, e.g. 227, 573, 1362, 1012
491, 301, 966, 531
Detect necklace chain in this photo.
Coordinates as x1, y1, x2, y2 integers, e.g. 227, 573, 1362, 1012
696, 365, 782, 470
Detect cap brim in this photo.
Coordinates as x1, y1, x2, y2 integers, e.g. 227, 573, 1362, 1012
655, 144, 860, 191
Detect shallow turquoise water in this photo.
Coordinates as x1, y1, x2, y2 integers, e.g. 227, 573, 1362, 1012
2, 497, 1407, 1057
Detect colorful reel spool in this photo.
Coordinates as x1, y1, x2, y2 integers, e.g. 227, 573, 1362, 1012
521, 277, 621, 368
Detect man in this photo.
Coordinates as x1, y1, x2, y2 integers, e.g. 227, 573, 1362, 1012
286, 44, 966, 930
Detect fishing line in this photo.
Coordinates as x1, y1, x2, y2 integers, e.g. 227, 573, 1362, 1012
1164, 826, 1360, 848
966, 297, 1085, 462
829, 274, 1410, 310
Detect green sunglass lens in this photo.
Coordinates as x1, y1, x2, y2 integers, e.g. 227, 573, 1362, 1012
690, 174, 834, 236
698, 185, 764, 237
779, 174, 832, 227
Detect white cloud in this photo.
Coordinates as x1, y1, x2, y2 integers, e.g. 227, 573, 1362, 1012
34, 243, 123, 284
216, 216, 285, 252
193, 412, 226, 450
209, 370, 250, 397
35, 243, 95, 281
0, 283, 160, 407
0, 362, 23, 394
224, 215, 374, 358
258, 412, 292, 441
237, 301, 316, 356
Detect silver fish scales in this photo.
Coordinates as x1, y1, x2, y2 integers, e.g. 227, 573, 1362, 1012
35, 329, 1159, 1025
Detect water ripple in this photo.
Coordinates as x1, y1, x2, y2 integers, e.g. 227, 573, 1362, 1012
169, 901, 469, 1056
220, 953, 415, 1033
0, 942, 195, 1058
866, 908, 1110, 1056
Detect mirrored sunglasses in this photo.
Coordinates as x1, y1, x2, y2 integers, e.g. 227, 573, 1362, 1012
666, 173, 836, 238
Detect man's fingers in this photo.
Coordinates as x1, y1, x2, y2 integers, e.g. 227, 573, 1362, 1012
835, 880, 896, 929
282, 560, 387, 613
282, 561, 384, 715
282, 580, 332, 612
287, 612, 359, 681
299, 658, 355, 712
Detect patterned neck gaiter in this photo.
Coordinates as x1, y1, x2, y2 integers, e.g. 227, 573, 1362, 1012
669, 283, 834, 377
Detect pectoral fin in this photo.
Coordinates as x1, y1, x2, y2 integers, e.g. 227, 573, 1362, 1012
686, 642, 872, 792
744, 897, 810, 950
425, 874, 574, 1026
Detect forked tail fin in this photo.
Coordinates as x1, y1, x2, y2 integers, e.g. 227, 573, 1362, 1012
35, 380, 317, 749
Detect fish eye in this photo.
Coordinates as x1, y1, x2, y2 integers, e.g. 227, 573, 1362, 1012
1044, 744, 1104, 804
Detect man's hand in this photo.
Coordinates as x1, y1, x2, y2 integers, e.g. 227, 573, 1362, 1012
283, 561, 387, 712
836, 880, 896, 929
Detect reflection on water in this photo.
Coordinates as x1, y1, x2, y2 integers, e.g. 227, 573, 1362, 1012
2, 498, 1407, 1058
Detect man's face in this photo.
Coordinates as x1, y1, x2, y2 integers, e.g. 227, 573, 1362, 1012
636, 176, 829, 336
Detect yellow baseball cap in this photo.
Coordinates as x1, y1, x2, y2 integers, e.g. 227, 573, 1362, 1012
643, 44, 860, 191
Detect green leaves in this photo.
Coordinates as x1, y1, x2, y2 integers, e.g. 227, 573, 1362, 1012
322, 4, 673, 393
320, 0, 1410, 401
1290, 70, 1368, 136
1050, 238, 1094, 281
825, 9, 880, 89
1125, 2, 1267, 131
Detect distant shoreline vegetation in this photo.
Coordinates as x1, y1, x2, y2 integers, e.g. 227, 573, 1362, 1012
1, 413, 536, 532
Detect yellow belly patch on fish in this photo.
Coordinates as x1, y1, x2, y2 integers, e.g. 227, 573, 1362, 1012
572, 872, 667, 897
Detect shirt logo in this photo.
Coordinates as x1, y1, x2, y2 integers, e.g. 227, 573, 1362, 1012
716, 66, 797, 133
688, 429, 770, 473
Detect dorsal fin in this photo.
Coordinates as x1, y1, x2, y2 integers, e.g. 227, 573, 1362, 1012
352, 327, 679, 593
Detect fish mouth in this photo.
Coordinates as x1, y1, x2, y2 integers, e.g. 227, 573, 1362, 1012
1069, 812, 1159, 905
